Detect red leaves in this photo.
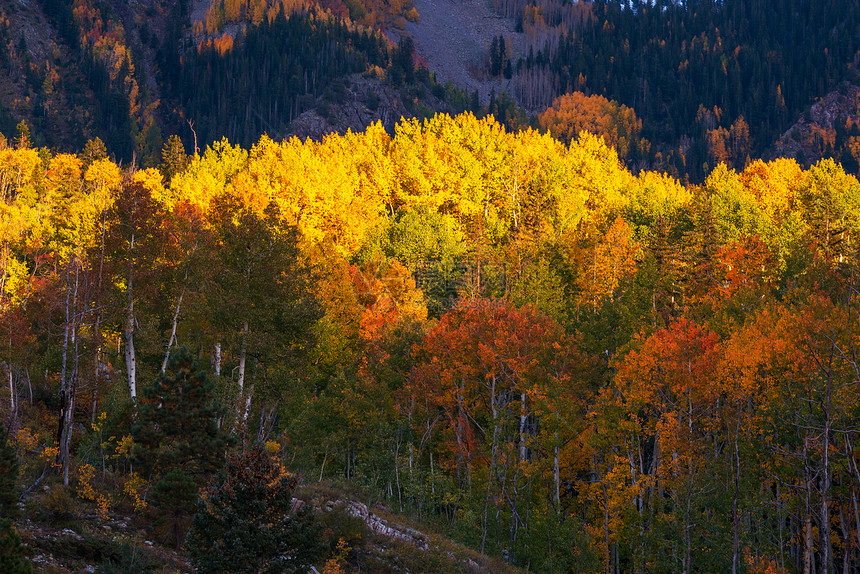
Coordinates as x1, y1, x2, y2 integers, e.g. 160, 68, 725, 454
616, 317, 720, 411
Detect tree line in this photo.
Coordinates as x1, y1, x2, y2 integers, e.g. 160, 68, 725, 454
1, 113, 860, 572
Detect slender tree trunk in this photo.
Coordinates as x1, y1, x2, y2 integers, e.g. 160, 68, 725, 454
394, 438, 403, 512
481, 375, 499, 555
58, 258, 79, 486
161, 286, 185, 372
838, 504, 850, 574
805, 451, 814, 574
821, 357, 834, 574
554, 436, 560, 506
6, 364, 14, 421
234, 321, 248, 432
603, 477, 611, 574
124, 229, 137, 403
213, 342, 222, 376
732, 417, 741, 574
684, 494, 692, 574
237, 322, 248, 392
455, 378, 466, 491
519, 392, 528, 463
239, 355, 255, 443
91, 209, 107, 420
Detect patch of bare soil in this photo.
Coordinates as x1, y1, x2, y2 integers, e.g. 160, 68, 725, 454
395, 0, 527, 106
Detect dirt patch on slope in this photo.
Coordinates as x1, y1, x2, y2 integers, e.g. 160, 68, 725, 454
394, 0, 527, 106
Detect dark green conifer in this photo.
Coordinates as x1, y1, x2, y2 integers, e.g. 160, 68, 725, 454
0, 424, 31, 573
132, 347, 232, 481
185, 446, 323, 574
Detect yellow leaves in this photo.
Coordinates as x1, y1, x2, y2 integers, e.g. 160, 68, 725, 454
78, 464, 113, 519
132, 167, 173, 211
553, 130, 632, 232
113, 434, 134, 461
1, 254, 28, 305
41, 446, 61, 469
76, 463, 99, 501
122, 472, 148, 511
0, 146, 42, 204
630, 170, 691, 223
91, 411, 107, 434
568, 216, 640, 311
85, 159, 121, 211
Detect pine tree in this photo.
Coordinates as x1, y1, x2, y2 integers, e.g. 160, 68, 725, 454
80, 137, 108, 168
0, 425, 30, 573
185, 446, 323, 574
151, 468, 198, 550
0, 423, 17, 519
160, 134, 188, 180
132, 347, 233, 481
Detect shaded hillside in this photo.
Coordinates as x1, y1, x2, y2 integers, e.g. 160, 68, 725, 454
771, 82, 860, 171
500, 0, 860, 179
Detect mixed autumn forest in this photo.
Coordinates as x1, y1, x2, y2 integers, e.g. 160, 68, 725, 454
2, 0, 860, 573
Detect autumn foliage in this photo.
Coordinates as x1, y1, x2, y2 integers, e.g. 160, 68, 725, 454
2, 112, 860, 572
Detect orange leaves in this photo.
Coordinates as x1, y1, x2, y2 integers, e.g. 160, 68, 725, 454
407, 299, 582, 468
350, 259, 426, 340
539, 91, 642, 159
615, 317, 720, 413
568, 216, 640, 311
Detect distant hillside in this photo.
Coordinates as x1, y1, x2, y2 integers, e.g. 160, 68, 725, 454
771, 82, 860, 171
0, 0, 470, 162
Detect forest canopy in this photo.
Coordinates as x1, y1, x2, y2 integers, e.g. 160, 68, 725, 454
2, 112, 860, 572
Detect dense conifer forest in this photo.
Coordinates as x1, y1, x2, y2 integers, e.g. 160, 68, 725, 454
504, 0, 860, 178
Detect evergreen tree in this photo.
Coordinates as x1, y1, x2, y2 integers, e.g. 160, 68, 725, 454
185, 446, 323, 574
160, 134, 188, 181
0, 423, 17, 519
0, 425, 30, 573
132, 348, 233, 481
80, 137, 108, 168
0, 522, 31, 574
150, 468, 197, 550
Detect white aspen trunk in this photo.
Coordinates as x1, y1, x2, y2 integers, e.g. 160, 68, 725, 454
853, 488, 860, 561
92, 209, 107, 420
481, 375, 499, 555
237, 322, 248, 393
822, 411, 832, 574
394, 438, 403, 512
456, 378, 466, 490
161, 288, 184, 372
554, 439, 560, 506
213, 342, 222, 376
732, 417, 741, 574
430, 451, 435, 497
124, 229, 137, 403
519, 391, 527, 463
58, 262, 71, 475
91, 313, 101, 421
234, 322, 248, 432
805, 436, 814, 574
602, 476, 611, 574
7, 365, 14, 419
124, 295, 136, 402
241, 379, 254, 441
59, 258, 79, 486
